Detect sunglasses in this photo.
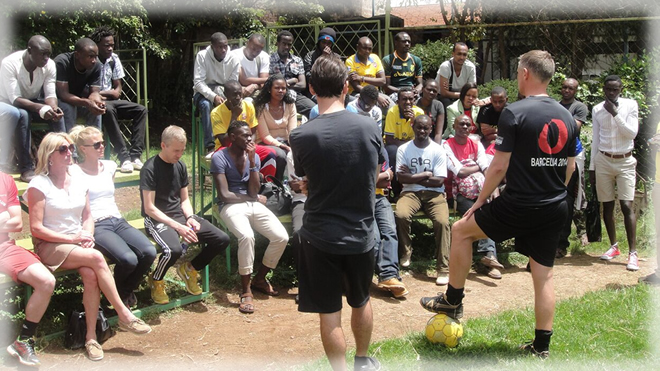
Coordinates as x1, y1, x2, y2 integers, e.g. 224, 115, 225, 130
55, 144, 75, 154
81, 141, 105, 150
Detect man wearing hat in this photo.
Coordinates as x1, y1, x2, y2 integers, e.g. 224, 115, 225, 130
303, 27, 340, 100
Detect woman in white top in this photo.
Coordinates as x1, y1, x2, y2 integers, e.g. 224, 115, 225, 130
254, 73, 298, 180
69, 126, 156, 309
26, 132, 151, 361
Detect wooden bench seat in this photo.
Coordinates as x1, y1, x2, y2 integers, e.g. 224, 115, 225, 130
2, 215, 211, 340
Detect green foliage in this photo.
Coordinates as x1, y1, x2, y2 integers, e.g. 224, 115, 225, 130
410, 40, 476, 80
478, 78, 520, 103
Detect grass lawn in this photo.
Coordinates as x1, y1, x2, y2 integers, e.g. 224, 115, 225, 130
298, 285, 659, 370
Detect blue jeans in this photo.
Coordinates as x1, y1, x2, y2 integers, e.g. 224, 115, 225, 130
93, 217, 157, 296
374, 195, 400, 281
455, 194, 496, 255
58, 100, 101, 132
193, 93, 215, 150
0, 102, 32, 172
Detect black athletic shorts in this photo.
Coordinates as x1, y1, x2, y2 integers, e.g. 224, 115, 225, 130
474, 196, 568, 267
297, 237, 375, 313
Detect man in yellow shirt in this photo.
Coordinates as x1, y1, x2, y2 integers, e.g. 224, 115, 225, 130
210, 80, 276, 177
345, 37, 389, 103
383, 87, 425, 197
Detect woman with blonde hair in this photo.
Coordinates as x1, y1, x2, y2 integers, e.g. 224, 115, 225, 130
69, 125, 156, 308
26, 132, 151, 361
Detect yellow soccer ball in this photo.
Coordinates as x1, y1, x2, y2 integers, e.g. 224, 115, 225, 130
425, 313, 463, 347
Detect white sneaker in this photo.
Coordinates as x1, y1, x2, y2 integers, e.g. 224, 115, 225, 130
435, 272, 449, 286
120, 160, 134, 173
626, 251, 640, 271
132, 158, 144, 170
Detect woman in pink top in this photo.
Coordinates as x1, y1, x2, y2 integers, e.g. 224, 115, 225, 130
253, 73, 298, 181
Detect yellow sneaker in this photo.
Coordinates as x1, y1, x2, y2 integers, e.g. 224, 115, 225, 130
148, 275, 169, 304
177, 263, 202, 295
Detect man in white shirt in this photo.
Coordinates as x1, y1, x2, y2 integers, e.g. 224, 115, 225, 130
232, 34, 270, 98
0, 35, 64, 182
193, 32, 241, 154
395, 115, 450, 286
90, 26, 148, 173
436, 42, 477, 109
589, 75, 640, 271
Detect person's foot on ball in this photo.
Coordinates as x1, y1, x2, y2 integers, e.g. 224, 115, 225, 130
419, 293, 463, 319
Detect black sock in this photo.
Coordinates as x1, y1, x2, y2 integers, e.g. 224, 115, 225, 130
18, 320, 38, 341
533, 329, 553, 352
445, 284, 464, 305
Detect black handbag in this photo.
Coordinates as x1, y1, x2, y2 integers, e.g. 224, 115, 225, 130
259, 175, 293, 216
585, 193, 602, 243
64, 307, 116, 349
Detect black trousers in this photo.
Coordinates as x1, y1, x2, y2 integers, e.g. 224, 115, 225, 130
102, 100, 147, 162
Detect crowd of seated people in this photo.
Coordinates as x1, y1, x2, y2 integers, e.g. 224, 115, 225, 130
2, 25, 644, 369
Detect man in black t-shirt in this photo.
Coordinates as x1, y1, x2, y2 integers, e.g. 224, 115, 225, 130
290, 54, 383, 371
557, 78, 590, 256
54, 38, 106, 132
140, 125, 229, 305
476, 86, 508, 147
421, 50, 577, 359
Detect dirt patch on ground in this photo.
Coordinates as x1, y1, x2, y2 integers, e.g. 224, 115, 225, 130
6, 186, 655, 370
13, 253, 652, 370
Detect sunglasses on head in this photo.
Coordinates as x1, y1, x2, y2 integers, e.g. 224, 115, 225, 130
55, 144, 75, 154
81, 141, 105, 150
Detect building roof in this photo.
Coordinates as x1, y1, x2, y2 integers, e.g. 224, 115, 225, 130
390, 4, 449, 27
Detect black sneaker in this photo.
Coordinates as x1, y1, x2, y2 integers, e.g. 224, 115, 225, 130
520, 342, 550, 359
419, 292, 463, 319
354, 356, 381, 371
6, 338, 40, 366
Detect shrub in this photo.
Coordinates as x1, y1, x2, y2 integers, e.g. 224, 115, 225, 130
478, 78, 520, 103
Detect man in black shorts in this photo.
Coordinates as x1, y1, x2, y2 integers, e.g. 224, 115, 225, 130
420, 50, 577, 359
290, 54, 384, 371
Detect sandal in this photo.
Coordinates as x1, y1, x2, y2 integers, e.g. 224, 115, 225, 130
250, 280, 279, 296
239, 293, 254, 314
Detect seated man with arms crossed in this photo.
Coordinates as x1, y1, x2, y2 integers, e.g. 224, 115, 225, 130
395, 115, 451, 286
211, 120, 289, 313
444, 114, 504, 279
476, 86, 508, 148
345, 36, 390, 109
384, 87, 424, 197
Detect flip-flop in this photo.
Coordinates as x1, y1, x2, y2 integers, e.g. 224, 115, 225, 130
239, 293, 254, 314
250, 281, 279, 296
